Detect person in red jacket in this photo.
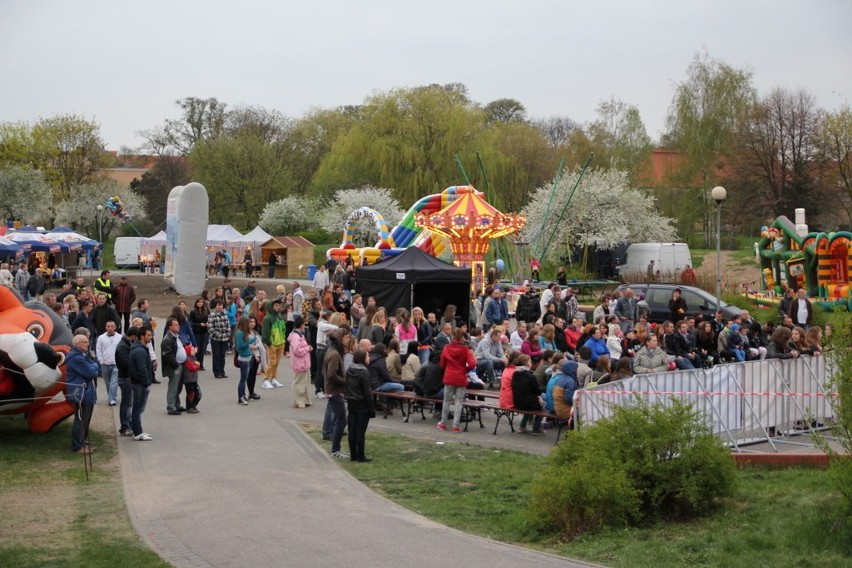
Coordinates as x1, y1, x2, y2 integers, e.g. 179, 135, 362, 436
113, 276, 137, 332
437, 328, 476, 432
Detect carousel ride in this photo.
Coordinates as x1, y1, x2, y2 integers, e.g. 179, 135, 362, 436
327, 185, 525, 289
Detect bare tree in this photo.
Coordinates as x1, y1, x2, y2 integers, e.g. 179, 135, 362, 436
533, 116, 579, 148
734, 87, 821, 217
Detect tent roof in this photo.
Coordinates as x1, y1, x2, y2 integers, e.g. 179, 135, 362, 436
355, 246, 470, 283
233, 226, 273, 244
260, 236, 314, 249
143, 230, 167, 244
207, 224, 243, 243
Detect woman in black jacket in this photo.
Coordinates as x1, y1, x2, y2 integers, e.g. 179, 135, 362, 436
511, 362, 545, 434
346, 349, 376, 462
189, 298, 210, 370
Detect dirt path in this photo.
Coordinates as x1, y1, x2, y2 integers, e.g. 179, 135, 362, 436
695, 250, 762, 291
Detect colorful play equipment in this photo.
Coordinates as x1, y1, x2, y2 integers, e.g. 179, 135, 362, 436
749, 208, 852, 311
326, 186, 470, 264
415, 186, 525, 291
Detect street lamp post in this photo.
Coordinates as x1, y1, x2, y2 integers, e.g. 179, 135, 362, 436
711, 186, 727, 313
95, 204, 104, 270
96, 204, 104, 243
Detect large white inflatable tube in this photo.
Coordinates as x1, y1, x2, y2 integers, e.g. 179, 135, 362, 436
165, 182, 209, 296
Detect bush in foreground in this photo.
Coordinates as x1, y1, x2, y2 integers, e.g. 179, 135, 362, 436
529, 399, 737, 539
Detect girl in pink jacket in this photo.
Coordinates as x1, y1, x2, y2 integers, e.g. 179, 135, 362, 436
288, 316, 313, 408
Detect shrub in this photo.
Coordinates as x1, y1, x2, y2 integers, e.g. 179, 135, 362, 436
814, 312, 852, 526
530, 431, 640, 537
529, 399, 737, 539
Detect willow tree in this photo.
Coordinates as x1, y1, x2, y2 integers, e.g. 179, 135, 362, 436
311, 84, 488, 204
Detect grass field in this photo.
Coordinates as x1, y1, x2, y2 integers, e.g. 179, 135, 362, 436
0, 415, 168, 568
307, 427, 852, 568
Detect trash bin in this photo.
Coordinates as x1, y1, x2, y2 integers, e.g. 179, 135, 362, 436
307, 264, 317, 281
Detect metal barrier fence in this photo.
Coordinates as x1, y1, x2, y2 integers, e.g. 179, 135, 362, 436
574, 355, 838, 452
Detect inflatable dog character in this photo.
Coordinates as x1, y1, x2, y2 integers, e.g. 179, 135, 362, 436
0, 285, 73, 433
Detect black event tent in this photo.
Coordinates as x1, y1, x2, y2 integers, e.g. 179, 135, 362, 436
355, 247, 471, 324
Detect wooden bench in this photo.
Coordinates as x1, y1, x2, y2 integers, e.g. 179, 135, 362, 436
373, 390, 487, 430
373, 390, 439, 422
483, 404, 571, 443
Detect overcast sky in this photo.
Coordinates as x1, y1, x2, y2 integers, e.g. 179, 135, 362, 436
2, 0, 850, 152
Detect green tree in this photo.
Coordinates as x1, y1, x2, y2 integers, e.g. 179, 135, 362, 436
484, 98, 527, 124
311, 84, 488, 204
285, 108, 356, 196
0, 165, 53, 225
478, 121, 560, 210
664, 52, 756, 245
0, 122, 36, 167
129, 156, 190, 230
588, 97, 653, 180
30, 115, 109, 205
189, 131, 291, 228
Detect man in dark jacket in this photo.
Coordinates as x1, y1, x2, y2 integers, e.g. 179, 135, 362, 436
66, 334, 101, 453
113, 276, 137, 332
114, 326, 137, 437
345, 349, 376, 463
91, 292, 121, 335
129, 326, 154, 440
160, 317, 185, 415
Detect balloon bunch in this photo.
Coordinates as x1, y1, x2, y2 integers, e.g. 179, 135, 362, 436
105, 196, 131, 222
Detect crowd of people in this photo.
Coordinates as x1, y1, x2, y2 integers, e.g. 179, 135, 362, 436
20, 263, 832, 460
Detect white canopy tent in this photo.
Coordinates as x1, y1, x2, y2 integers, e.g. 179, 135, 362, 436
206, 225, 243, 266
140, 230, 167, 260
230, 226, 273, 264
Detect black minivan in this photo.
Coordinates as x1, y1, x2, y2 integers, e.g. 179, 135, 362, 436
614, 283, 741, 323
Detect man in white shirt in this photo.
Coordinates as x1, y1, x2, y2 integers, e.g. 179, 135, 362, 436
96, 320, 123, 406
788, 288, 812, 330
312, 265, 329, 293
292, 281, 305, 317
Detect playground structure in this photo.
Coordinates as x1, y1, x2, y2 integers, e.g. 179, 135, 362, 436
751, 208, 852, 310
327, 186, 525, 289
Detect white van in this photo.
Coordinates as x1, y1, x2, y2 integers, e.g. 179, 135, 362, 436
618, 243, 692, 277
114, 237, 141, 268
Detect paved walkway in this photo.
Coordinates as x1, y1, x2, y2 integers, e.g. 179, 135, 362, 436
114, 331, 597, 567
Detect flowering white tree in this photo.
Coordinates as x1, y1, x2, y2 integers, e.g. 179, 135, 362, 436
54, 179, 148, 239
0, 166, 53, 225
520, 168, 677, 262
258, 195, 319, 235
320, 186, 405, 245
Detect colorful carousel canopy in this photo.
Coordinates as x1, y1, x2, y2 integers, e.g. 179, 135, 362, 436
415, 188, 525, 266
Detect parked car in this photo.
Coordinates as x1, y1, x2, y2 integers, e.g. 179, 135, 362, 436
614, 283, 741, 323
